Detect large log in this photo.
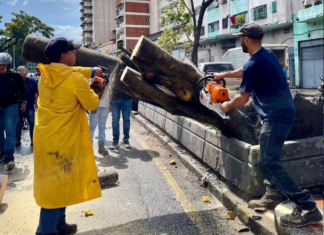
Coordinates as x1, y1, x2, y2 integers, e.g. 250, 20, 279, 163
121, 67, 259, 144
131, 36, 203, 102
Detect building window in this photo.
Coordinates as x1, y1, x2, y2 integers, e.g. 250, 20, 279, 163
200, 26, 205, 35
271, 1, 277, 13
221, 0, 227, 4
208, 22, 219, 32
146, 16, 150, 22
222, 17, 228, 29
253, 5, 267, 20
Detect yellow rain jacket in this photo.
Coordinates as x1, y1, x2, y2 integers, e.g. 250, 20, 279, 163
34, 63, 101, 209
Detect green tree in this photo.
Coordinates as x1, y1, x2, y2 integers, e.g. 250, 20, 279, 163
158, 0, 214, 66
0, 11, 54, 53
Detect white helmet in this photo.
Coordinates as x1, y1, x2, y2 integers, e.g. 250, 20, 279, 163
0, 53, 12, 65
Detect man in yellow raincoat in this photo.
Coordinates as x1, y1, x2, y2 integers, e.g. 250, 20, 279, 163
34, 38, 103, 235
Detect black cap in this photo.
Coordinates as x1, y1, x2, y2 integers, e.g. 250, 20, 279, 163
232, 23, 264, 40
44, 37, 81, 62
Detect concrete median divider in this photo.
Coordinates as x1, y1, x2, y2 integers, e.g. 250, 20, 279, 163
137, 101, 324, 200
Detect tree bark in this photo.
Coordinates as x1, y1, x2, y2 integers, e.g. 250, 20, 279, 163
131, 36, 203, 102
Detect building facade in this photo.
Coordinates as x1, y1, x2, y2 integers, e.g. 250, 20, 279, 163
80, 0, 116, 48
111, 0, 151, 56
293, 3, 323, 88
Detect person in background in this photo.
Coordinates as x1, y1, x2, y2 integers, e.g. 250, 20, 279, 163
16, 66, 38, 147
109, 85, 132, 150
0, 52, 26, 171
213, 23, 323, 228
89, 87, 110, 156
35, 67, 41, 84
34, 37, 103, 235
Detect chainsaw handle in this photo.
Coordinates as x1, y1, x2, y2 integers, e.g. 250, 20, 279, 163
194, 76, 226, 100
196, 76, 226, 88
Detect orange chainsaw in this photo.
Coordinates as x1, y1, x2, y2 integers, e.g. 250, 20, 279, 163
90, 65, 110, 99
194, 75, 230, 119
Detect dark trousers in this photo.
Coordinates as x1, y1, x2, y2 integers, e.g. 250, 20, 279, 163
0, 104, 18, 164
36, 207, 66, 235
16, 107, 35, 142
259, 119, 316, 210
112, 99, 132, 142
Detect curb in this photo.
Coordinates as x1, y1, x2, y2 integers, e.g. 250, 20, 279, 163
132, 112, 278, 235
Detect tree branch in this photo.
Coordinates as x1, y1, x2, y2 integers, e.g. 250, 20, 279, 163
0, 37, 15, 50
0, 38, 19, 52
180, 0, 194, 17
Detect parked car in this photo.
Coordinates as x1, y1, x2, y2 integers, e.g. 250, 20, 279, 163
197, 62, 242, 88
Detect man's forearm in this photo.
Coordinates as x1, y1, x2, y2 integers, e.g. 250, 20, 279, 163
224, 68, 243, 79
227, 93, 249, 110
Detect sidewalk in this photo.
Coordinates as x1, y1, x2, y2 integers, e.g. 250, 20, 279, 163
132, 112, 324, 235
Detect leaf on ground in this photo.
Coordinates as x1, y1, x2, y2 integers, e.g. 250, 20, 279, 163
169, 160, 176, 165
202, 196, 209, 203
227, 211, 235, 220
85, 210, 93, 217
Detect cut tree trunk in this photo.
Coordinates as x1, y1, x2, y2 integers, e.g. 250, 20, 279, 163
131, 36, 203, 102
21, 35, 322, 145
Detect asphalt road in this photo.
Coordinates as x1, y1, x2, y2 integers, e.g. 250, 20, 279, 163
0, 115, 253, 235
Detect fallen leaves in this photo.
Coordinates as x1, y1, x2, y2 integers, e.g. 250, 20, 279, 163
169, 160, 176, 165
202, 196, 209, 203
85, 210, 93, 217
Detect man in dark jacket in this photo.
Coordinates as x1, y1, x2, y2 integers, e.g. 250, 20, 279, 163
0, 52, 26, 171
16, 66, 38, 147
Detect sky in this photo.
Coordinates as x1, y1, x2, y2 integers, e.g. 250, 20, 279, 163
0, 0, 83, 43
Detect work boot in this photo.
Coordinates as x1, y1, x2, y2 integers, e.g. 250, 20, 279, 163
98, 142, 109, 156
249, 184, 286, 210
57, 223, 77, 235
280, 206, 323, 228
109, 140, 119, 150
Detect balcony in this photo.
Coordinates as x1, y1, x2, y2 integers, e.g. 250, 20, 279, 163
117, 34, 124, 40
84, 25, 93, 31
82, 9, 92, 15
295, 4, 324, 23
84, 2, 92, 7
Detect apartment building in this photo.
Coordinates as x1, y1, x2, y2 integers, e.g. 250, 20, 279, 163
111, 0, 151, 56
80, 0, 116, 48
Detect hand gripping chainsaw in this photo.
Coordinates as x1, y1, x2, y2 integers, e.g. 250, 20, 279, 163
194, 75, 230, 119
90, 65, 110, 99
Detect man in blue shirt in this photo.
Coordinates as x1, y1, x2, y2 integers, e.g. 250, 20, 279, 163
213, 23, 322, 228
16, 66, 39, 146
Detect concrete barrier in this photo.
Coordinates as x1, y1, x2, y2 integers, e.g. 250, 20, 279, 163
137, 103, 324, 199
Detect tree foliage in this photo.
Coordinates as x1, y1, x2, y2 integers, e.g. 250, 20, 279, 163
157, 0, 214, 66
158, 0, 193, 54
0, 11, 54, 53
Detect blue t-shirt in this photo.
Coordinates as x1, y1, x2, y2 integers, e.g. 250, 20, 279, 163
24, 77, 38, 109
240, 48, 296, 121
